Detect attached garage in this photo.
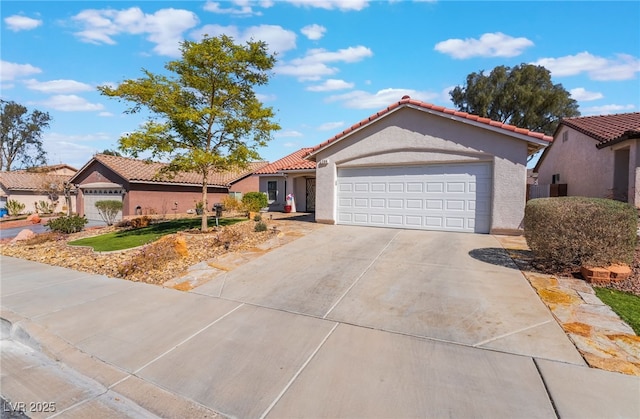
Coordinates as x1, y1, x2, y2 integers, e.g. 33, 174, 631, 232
307, 96, 551, 234
337, 163, 492, 233
80, 183, 124, 222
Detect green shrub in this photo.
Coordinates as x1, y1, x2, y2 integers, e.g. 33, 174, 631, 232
6, 199, 25, 216
524, 197, 637, 270
254, 221, 267, 232
46, 214, 88, 234
95, 200, 123, 226
35, 200, 56, 214
253, 213, 262, 222
242, 192, 268, 213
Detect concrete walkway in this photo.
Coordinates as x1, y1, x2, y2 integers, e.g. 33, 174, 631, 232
2, 226, 639, 418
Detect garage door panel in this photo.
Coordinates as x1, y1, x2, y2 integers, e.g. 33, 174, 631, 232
446, 182, 466, 193
388, 183, 404, 193
370, 214, 385, 224
426, 182, 443, 193
371, 183, 385, 192
337, 163, 492, 233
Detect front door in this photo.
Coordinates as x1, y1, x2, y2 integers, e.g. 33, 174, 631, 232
306, 178, 316, 212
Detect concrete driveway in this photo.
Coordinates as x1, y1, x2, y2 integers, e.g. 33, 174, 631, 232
2, 225, 638, 418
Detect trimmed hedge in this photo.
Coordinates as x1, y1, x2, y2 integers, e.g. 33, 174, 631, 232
242, 192, 268, 213
46, 214, 88, 234
524, 197, 637, 270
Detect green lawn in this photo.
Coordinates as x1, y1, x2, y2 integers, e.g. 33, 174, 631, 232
594, 287, 640, 335
68, 217, 245, 251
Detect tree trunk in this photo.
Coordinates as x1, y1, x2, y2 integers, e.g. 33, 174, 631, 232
201, 177, 208, 232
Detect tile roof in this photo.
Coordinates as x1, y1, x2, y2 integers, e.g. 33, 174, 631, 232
254, 148, 316, 174
306, 96, 553, 158
559, 112, 640, 146
74, 154, 267, 187
0, 171, 73, 191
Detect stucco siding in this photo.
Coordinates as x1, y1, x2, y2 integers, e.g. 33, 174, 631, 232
127, 185, 226, 217
314, 107, 528, 231
259, 175, 285, 211
230, 174, 260, 195
537, 127, 613, 198
0, 191, 75, 214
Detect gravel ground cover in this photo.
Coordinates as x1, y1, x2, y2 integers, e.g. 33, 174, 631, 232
0, 217, 274, 285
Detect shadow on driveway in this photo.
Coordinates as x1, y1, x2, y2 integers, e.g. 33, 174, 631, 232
468, 247, 534, 270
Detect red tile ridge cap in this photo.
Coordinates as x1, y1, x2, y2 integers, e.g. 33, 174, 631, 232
307, 96, 552, 155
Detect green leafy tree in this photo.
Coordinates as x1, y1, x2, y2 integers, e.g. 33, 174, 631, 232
101, 149, 122, 156
450, 64, 580, 136
98, 35, 280, 231
0, 100, 50, 171
242, 191, 268, 213
95, 200, 123, 226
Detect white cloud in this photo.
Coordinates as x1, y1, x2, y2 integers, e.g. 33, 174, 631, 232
256, 92, 277, 102
72, 7, 199, 57
203, 0, 273, 16
533, 52, 640, 81
24, 79, 93, 94
282, 141, 300, 148
43, 132, 112, 169
301, 24, 326, 40
434, 32, 534, 59
440, 85, 457, 106
284, 0, 370, 11
276, 46, 373, 80
37, 95, 105, 112
4, 15, 43, 32
98, 111, 114, 117
307, 79, 354, 92
275, 130, 304, 138
582, 104, 635, 115
569, 87, 603, 102
318, 121, 344, 131
326, 88, 438, 109
0, 60, 42, 81
192, 24, 296, 56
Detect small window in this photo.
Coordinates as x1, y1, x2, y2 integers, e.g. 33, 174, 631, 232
267, 181, 277, 201
562, 131, 569, 143
552, 174, 560, 184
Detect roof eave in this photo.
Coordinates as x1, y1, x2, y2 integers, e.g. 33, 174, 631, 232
306, 104, 552, 160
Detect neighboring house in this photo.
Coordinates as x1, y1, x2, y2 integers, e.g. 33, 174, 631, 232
253, 148, 316, 212
535, 112, 640, 207
0, 164, 78, 214
69, 154, 267, 222
304, 96, 551, 234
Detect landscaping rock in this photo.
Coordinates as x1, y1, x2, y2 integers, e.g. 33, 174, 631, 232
10, 229, 36, 243
26, 214, 41, 224
581, 266, 611, 284
608, 264, 632, 281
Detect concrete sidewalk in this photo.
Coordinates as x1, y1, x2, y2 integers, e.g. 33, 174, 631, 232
1, 226, 639, 418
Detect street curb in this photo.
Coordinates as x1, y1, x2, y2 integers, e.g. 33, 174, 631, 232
0, 309, 225, 418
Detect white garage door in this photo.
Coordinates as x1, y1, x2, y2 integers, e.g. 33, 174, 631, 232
83, 189, 123, 222
337, 163, 492, 233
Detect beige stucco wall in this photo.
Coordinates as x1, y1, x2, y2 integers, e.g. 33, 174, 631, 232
537, 126, 613, 198
314, 107, 528, 233
259, 175, 286, 211
1, 191, 76, 215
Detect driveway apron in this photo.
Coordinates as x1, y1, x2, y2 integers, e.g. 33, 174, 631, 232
195, 225, 584, 364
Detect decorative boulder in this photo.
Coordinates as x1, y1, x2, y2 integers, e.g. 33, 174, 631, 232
10, 229, 36, 243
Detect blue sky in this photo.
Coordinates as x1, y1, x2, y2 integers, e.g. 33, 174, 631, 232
2, 1, 639, 169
